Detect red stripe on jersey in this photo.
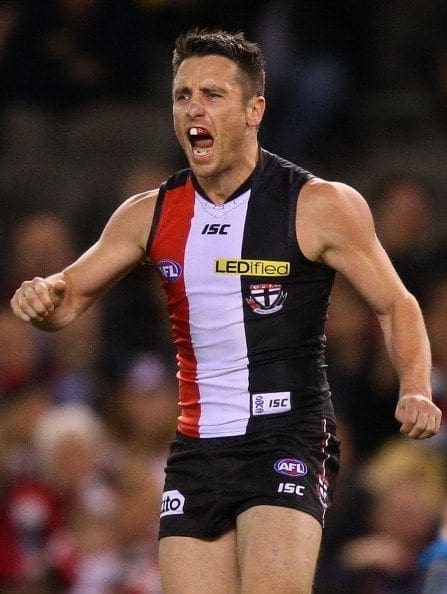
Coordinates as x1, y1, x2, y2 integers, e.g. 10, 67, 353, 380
149, 178, 200, 437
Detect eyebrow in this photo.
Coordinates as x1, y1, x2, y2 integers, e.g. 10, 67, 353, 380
173, 82, 228, 96
201, 84, 226, 94
173, 85, 189, 97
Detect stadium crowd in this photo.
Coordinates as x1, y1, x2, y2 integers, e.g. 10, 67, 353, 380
1, 1, 447, 593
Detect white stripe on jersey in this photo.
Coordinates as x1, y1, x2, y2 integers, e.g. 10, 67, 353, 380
183, 190, 251, 436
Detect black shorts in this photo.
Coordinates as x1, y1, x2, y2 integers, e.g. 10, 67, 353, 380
159, 415, 340, 540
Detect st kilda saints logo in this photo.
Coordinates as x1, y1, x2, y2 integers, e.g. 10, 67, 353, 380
246, 283, 287, 315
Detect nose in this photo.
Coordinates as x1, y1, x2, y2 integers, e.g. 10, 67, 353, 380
186, 95, 205, 119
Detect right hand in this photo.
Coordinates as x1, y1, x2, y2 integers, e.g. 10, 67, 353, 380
10, 276, 67, 323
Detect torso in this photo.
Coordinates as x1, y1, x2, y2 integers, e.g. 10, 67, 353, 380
147, 149, 335, 437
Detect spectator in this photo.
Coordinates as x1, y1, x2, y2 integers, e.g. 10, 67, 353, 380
371, 172, 442, 302
32, 403, 119, 590
112, 451, 163, 593
105, 351, 177, 477
326, 278, 399, 461
420, 501, 447, 594
0, 307, 41, 394
317, 438, 447, 594
0, 384, 58, 590
3, 212, 77, 302
424, 275, 447, 447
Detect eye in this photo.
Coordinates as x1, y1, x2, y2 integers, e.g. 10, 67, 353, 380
207, 91, 221, 100
175, 92, 190, 103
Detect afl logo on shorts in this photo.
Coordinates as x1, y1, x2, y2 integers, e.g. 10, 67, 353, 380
157, 259, 182, 281
160, 489, 185, 517
274, 458, 308, 477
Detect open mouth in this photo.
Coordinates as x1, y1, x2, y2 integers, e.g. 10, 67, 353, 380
188, 127, 214, 158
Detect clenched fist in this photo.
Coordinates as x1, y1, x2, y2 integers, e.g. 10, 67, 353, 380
395, 394, 442, 439
10, 276, 67, 324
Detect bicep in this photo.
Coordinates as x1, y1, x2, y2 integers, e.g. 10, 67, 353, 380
324, 232, 407, 316
299, 181, 409, 316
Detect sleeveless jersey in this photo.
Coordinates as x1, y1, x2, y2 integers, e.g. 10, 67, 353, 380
147, 149, 335, 438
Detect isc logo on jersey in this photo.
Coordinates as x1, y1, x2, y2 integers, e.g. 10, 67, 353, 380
160, 490, 185, 517
201, 223, 230, 235
274, 458, 308, 477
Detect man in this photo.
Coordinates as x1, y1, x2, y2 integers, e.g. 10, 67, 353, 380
11, 29, 441, 594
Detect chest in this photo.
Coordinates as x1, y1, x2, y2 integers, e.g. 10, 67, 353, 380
149, 182, 298, 294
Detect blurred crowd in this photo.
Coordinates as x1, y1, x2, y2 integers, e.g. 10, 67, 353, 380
1, 1, 447, 593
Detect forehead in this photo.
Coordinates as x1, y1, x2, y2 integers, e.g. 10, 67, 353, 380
173, 55, 242, 89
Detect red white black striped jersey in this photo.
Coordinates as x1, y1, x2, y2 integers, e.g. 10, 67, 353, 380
147, 149, 335, 438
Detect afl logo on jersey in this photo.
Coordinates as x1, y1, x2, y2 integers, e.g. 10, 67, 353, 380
246, 283, 287, 315
157, 259, 182, 281
274, 458, 308, 477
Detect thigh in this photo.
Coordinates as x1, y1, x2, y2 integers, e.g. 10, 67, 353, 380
159, 531, 240, 594
237, 505, 322, 594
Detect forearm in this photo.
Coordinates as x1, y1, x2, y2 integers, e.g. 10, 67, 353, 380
378, 291, 432, 400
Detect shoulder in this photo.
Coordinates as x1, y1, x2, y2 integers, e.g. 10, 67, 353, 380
116, 188, 159, 213
109, 188, 159, 225
103, 188, 160, 251
297, 178, 376, 262
300, 178, 372, 221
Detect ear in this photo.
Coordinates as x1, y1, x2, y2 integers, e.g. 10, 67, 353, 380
246, 96, 266, 128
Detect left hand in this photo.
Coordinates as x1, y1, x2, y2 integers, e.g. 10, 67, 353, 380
395, 394, 442, 439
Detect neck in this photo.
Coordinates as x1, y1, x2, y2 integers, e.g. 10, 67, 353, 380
196, 144, 260, 204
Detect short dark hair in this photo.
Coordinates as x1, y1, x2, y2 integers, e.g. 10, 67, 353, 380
172, 28, 265, 100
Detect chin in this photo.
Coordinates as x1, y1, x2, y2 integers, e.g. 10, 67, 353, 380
190, 158, 218, 178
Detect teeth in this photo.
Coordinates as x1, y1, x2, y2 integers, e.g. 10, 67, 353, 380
189, 127, 207, 136
193, 147, 212, 157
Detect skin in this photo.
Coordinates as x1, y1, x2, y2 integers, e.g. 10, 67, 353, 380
10, 53, 442, 593
172, 55, 265, 203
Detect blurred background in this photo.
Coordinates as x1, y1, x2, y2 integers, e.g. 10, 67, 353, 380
1, 1, 447, 593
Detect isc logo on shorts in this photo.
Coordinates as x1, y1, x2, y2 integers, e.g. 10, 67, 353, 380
160, 489, 185, 517
277, 482, 306, 496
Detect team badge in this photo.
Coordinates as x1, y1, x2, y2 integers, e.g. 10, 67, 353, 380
246, 283, 287, 315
